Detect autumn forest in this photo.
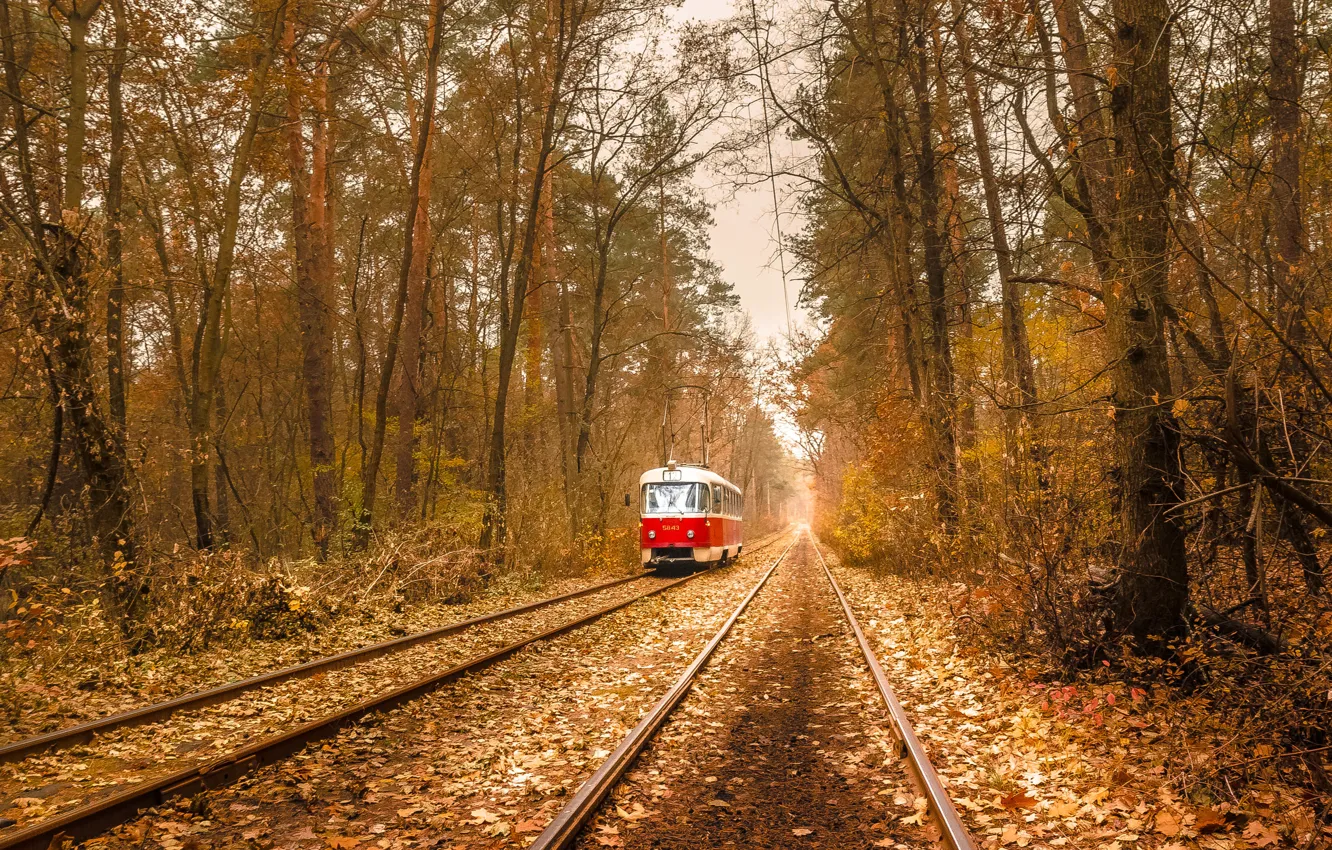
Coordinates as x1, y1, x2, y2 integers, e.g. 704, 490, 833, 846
2, 0, 1332, 843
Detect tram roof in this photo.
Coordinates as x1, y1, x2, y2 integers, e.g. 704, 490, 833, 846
639, 465, 740, 491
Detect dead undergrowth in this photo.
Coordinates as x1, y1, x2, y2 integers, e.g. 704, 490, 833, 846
0, 523, 637, 738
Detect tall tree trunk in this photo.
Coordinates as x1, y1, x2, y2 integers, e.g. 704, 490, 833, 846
904, 23, 958, 531
284, 22, 340, 556
1049, 0, 1115, 268
479, 0, 586, 559
393, 95, 434, 517
105, 0, 128, 439
14, 0, 144, 638
543, 171, 578, 529
360, 0, 447, 541
951, 0, 1038, 498
59, 0, 94, 213
523, 225, 544, 416
930, 29, 979, 512
575, 245, 611, 476
1269, 0, 1303, 339
308, 64, 339, 550
1105, 0, 1188, 643
190, 6, 281, 550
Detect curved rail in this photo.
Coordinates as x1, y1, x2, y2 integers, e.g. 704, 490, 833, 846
0, 534, 795, 850
811, 538, 975, 850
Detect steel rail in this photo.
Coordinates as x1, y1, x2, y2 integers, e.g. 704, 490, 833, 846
0, 537, 795, 850
811, 538, 975, 850
0, 574, 652, 765
0, 527, 789, 768
526, 532, 799, 850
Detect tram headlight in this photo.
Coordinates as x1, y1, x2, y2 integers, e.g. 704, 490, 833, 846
648, 531, 656, 540
687, 530, 695, 539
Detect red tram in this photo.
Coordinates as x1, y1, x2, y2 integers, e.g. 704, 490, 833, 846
638, 461, 744, 567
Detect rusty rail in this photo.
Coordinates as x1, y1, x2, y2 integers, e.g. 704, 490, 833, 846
526, 532, 799, 850
811, 537, 976, 850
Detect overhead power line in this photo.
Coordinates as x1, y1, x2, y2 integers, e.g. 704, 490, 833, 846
747, 0, 793, 339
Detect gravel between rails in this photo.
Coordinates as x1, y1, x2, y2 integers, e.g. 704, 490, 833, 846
0, 573, 686, 836
572, 536, 931, 850
81, 548, 786, 850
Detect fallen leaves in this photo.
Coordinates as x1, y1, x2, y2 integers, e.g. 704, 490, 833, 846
824, 559, 1329, 850
1154, 809, 1180, 836
1000, 791, 1037, 810
1244, 819, 1280, 847
1194, 807, 1226, 833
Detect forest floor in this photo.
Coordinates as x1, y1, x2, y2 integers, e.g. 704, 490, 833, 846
824, 552, 1328, 850
85, 548, 780, 849
4, 530, 1328, 849
2, 563, 639, 744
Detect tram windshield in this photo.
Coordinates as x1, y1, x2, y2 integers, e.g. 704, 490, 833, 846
642, 482, 709, 514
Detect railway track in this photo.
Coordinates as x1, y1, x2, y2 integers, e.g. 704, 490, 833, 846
0, 530, 792, 850
1, 528, 790, 766
528, 529, 975, 850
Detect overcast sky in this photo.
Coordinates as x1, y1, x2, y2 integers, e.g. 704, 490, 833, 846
673, 0, 811, 347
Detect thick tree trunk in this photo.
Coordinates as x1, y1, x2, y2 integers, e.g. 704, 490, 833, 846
1269, 0, 1303, 338
307, 67, 339, 550
12, 0, 144, 639
1105, 0, 1189, 643
43, 235, 143, 635
284, 25, 340, 556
